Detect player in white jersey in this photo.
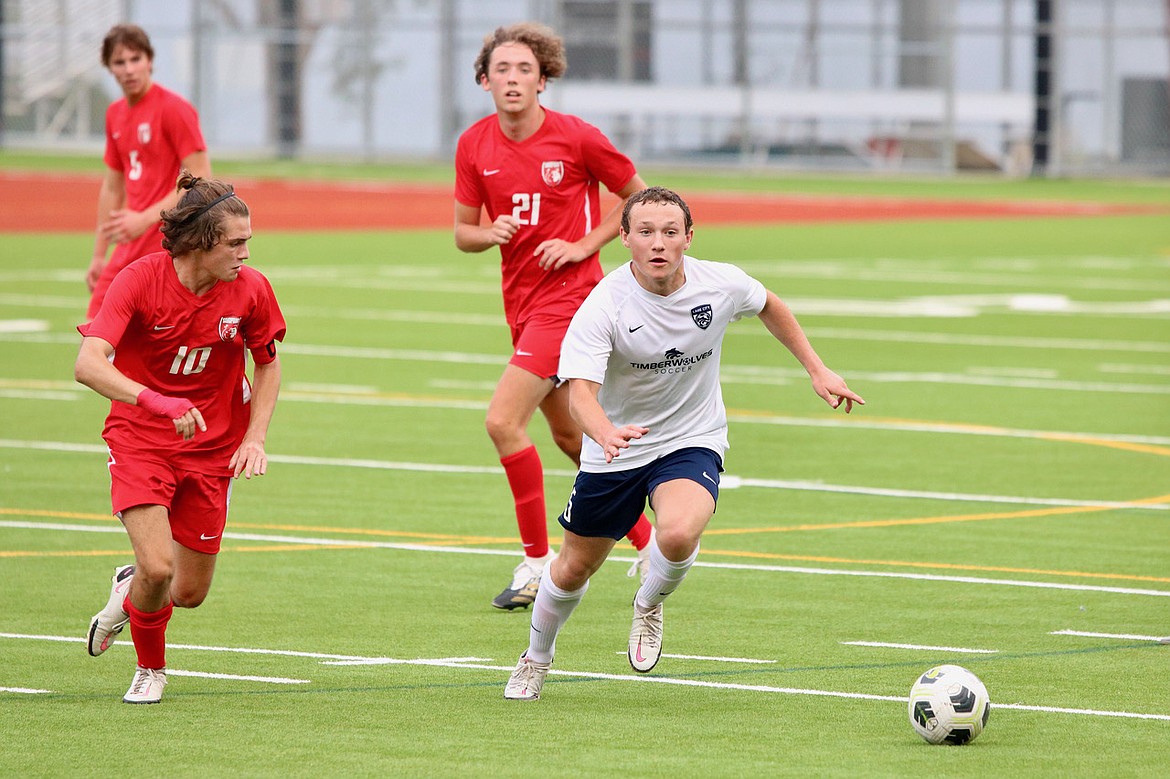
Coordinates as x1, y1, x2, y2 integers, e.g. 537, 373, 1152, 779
505, 186, 864, 700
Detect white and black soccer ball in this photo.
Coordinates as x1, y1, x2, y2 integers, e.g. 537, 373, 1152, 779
908, 664, 991, 745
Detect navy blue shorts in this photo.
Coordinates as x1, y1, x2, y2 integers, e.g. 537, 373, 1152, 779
556, 447, 723, 540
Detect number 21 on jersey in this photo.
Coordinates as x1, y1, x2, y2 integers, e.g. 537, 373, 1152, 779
511, 193, 541, 226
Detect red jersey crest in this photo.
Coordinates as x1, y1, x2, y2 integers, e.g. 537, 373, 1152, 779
218, 316, 241, 342
541, 161, 565, 187
137, 122, 152, 144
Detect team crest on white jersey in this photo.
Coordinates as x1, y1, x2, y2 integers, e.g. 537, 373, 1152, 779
691, 304, 713, 330
541, 161, 565, 187
218, 316, 242, 342
137, 122, 152, 144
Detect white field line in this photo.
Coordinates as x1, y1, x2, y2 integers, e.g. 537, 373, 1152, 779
4, 320, 1170, 358
4, 520, 1170, 599
1050, 629, 1167, 642
3, 632, 1168, 721
0, 389, 80, 401
5, 334, 1170, 395
612, 652, 778, 664
6, 372, 1170, 432
320, 657, 494, 666
0, 319, 49, 333
841, 641, 998, 654
1, 438, 1167, 512
0, 686, 52, 694
3, 254, 1166, 286
166, 670, 310, 684
3, 385, 1169, 450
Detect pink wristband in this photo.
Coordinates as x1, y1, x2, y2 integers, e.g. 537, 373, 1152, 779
136, 388, 194, 419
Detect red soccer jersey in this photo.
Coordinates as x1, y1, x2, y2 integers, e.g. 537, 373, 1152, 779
454, 108, 637, 328
79, 253, 286, 474
104, 83, 206, 267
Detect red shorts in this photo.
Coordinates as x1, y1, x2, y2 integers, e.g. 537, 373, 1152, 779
508, 313, 573, 380
107, 448, 233, 554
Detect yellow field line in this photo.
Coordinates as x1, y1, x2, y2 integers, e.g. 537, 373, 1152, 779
230, 520, 513, 545
0, 507, 109, 520
0, 509, 513, 544
0, 544, 375, 559
6, 541, 1164, 586
700, 548, 1170, 584
704, 494, 1170, 536
6, 502, 1167, 585
1038, 432, 1170, 457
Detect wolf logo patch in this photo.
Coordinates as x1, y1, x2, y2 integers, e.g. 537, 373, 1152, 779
541, 161, 565, 187
218, 316, 242, 342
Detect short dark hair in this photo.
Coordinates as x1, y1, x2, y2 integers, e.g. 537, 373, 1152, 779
101, 24, 153, 67
160, 172, 249, 256
621, 187, 694, 233
473, 22, 567, 85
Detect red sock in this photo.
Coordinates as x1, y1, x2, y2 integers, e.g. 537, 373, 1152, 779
126, 599, 173, 669
626, 513, 653, 550
500, 446, 549, 558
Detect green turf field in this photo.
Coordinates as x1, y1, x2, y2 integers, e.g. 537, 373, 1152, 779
1, 161, 1168, 777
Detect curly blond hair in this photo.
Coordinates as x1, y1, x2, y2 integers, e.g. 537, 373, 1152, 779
473, 22, 567, 85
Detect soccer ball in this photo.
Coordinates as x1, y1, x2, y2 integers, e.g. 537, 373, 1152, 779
908, 664, 991, 745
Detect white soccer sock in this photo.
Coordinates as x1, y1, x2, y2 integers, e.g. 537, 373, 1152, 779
526, 564, 588, 664
635, 541, 699, 611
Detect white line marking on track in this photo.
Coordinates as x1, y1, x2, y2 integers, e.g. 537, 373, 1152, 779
4, 520, 1169, 598
841, 641, 998, 653
3, 633, 1167, 720
1050, 629, 1168, 642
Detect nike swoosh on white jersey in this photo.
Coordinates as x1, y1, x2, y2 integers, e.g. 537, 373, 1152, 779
483, 168, 501, 176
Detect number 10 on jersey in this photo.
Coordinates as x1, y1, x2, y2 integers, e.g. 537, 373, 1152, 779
169, 345, 211, 375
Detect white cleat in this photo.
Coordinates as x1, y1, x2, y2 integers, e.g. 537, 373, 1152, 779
628, 601, 663, 673
87, 564, 134, 657
504, 653, 550, 701
123, 666, 167, 704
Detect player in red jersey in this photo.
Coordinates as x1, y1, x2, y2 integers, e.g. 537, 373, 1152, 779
75, 173, 286, 704
85, 24, 211, 321
455, 22, 655, 610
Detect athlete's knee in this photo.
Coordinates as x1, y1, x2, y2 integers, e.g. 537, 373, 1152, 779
171, 585, 208, 609
484, 410, 522, 448
654, 524, 702, 562
132, 558, 175, 599
550, 556, 597, 591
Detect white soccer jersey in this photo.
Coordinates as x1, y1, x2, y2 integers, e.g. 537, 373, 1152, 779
559, 255, 767, 472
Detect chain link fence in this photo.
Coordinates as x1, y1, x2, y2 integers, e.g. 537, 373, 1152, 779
2, 0, 1167, 176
